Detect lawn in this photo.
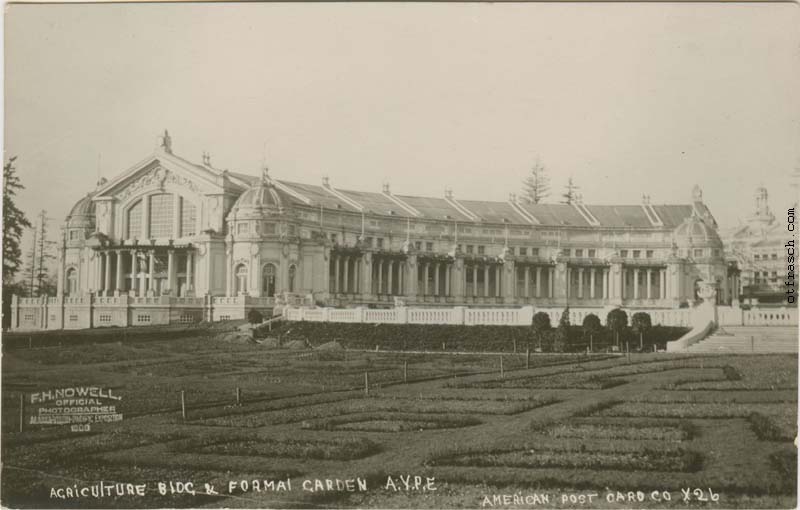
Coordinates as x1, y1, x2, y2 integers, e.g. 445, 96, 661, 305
1, 332, 797, 509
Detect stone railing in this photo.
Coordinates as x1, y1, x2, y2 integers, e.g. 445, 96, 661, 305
718, 306, 798, 327
278, 305, 695, 328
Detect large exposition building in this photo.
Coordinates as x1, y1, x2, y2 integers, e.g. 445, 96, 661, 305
11, 132, 735, 330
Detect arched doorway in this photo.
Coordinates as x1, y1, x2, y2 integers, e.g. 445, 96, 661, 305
235, 264, 248, 295
66, 268, 78, 296
262, 263, 276, 297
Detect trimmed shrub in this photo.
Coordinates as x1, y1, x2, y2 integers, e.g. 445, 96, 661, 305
247, 309, 264, 324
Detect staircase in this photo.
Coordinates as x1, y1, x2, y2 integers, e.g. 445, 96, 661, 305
686, 326, 798, 353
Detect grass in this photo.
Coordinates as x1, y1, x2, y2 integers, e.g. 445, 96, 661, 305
1, 333, 797, 509
429, 445, 703, 472
302, 412, 483, 432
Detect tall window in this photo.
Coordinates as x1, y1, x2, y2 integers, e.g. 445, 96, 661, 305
149, 194, 173, 238
127, 200, 143, 239
235, 264, 248, 294
288, 265, 296, 293
180, 198, 197, 237
66, 268, 78, 295
262, 264, 276, 297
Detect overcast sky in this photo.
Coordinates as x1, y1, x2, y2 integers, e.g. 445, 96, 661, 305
5, 2, 800, 242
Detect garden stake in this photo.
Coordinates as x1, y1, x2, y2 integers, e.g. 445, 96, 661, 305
403, 361, 408, 383
19, 394, 24, 433
364, 372, 370, 396
525, 348, 530, 369
513, 339, 517, 353
180, 391, 186, 421
442, 342, 446, 351
236, 387, 241, 405
751, 336, 754, 353
500, 356, 504, 379
28, 336, 32, 349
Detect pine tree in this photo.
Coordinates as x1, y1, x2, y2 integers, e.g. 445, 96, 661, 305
562, 177, 580, 205
2, 157, 31, 282
34, 210, 57, 296
3, 157, 32, 328
521, 159, 550, 204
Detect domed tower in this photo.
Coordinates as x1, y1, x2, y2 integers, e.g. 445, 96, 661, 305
57, 193, 97, 297
64, 193, 96, 245
672, 212, 728, 304
225, 168, 300, 298
747, 186, 775, 230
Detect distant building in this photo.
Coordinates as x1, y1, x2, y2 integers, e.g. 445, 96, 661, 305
11, 132, 734, 330
722, 187, 791, 305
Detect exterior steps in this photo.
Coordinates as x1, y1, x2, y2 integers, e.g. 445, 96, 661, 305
686, 326, 798, 353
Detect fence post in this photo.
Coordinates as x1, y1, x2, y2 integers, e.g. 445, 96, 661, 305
236, 387, 241, 406
500, 356, 505, 379
364, 372, 370, 396
180, 391, 187, 421
442, 342, 446, 351
403, 361, 408, 383
525, 347, 530, 369
19, 394, 24, 433
513, 339, 517, 353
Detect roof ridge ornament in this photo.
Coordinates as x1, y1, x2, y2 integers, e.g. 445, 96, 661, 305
160, 129, 173, 154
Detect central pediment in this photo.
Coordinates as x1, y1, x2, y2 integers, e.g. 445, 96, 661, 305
93, 150, 246, 203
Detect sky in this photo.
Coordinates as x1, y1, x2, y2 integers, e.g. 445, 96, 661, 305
5, 2, 800, 247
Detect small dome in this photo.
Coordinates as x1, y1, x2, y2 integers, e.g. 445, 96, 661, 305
65, 193, 96, 229
228, 169, 287, 220
673, 214, 722, 248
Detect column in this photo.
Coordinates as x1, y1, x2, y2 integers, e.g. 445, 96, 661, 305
633, 268, 640, 300
104, 251, 112, 296
495, 266, 501, 297
434, 263, 440, 296
423, 262, 430, 296
387, 260, 394, 295
590, 268, 596, 299
535, 267, 542, 298
167, 250, 176, 296
472, 265, 478, 297
548, 267, 554, 298
332, 255, 340, 294
148, 251, 155, 296
377, 259, 383, 294
578, 267, 584, 299
186, 251, 194, 294
355, 258, 361, 294
621, 267, 627, 299
138, 252, 146, 297
444, 264, 450, 296
660, 269, 666, 299
343, 256, 350, 294
603, 268, 609, 299
115, 250, 124, 294
646, 268, 653, 299
565, 267, 571, 298
131, 250, 138, 295
524, 266, 530, 298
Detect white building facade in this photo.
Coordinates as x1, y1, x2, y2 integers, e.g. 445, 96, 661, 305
10, 132, 734, 330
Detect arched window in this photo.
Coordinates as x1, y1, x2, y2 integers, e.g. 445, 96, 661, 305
127, 200, 142, 239
262, 263, 276, 297
149, 193, 174, 238
288, 264, 297, 293
180, 197, 197, 237
235, 264, 248, 294
66, 268, 78, 296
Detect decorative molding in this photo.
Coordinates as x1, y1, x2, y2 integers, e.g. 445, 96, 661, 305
115, 166, 200, 202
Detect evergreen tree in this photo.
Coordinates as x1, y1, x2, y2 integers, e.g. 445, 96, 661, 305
553, 306, 571, 352
582, 313, 602, 352
3, 156, 32, 329
562, 177, 580, 205
34, 210, 57, 296
3, 157, 31, 282
521, 159, 550, 204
